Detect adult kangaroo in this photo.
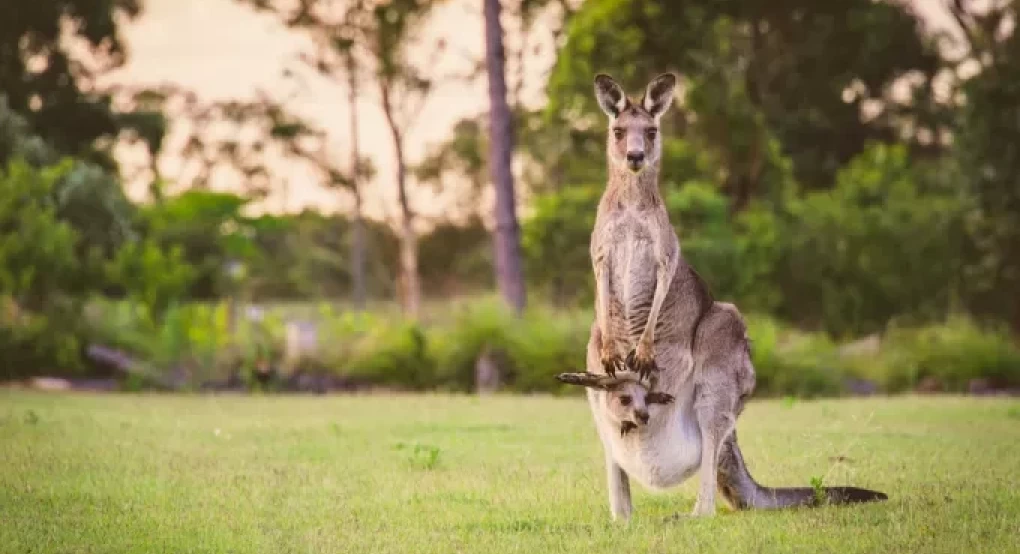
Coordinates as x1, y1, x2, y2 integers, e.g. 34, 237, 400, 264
558, 73, 887, 521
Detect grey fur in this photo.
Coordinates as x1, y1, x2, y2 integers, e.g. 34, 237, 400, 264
560, 73, 887, 521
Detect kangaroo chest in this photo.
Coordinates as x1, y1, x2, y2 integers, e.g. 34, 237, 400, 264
593, 209, 662, 342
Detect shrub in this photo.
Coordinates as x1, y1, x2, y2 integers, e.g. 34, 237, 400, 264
882, 317, 1020, 392
776, 144, 966, 336
344, 319, 435, 389
744, 314, 846, 398
73, 298, 1020, 397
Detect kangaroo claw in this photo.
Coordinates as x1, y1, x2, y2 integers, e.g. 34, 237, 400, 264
601, 354, 625, 378
626, 348, 659, 381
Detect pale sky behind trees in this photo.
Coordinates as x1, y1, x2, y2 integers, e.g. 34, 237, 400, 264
102, 0, 959, 223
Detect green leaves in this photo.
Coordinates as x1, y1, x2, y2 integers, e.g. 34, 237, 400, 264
0, 159, 79, 305
778, 144, 965, 335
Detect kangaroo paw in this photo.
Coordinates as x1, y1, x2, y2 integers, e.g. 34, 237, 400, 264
600, 350, 625, 377
625, 348, 659, 381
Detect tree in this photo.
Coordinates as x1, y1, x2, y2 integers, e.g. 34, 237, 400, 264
118, 85, 322, 200
415, 117, 489, 217
545, 0, 942, 206
485, 0, 527, 315
0, 0, 144, 168
946, 0, 1020, 335
342, 40, 369, 309
241, 0, 443, 318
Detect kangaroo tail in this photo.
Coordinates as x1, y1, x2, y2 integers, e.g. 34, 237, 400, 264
717, 432, 888, 510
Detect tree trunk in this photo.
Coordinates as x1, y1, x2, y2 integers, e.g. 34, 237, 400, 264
380, 82, 421, 317
347, 59, 367, 309
484, 0, 526, 315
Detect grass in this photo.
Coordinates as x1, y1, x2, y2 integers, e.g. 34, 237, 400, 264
1, 393, 1018, 554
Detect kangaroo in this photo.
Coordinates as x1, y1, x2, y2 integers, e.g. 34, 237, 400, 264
589, 72, 712, 382
559, 306, 887, 520
557, 74, 888, 521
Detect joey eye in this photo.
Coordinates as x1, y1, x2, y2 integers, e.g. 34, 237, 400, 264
612, 128, 624, 140
646, 128, 658, 140
619, 395, 632, 407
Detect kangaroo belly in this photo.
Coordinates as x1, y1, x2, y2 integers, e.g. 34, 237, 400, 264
608, 234, 659, 345
607, 406, 702, 490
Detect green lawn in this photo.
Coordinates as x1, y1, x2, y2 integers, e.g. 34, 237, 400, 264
1, 393, 1018, 553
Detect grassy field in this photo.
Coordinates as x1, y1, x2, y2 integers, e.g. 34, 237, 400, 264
1, 393, 1018, 553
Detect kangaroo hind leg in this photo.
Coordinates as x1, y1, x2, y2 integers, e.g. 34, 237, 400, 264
691, 380, 738, 517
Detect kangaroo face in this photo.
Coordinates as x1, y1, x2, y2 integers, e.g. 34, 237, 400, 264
593, 73, 678, 174
605, 381, 651, 431
555, 371, 675, 435
602, 382, 675, 435
609, 108, 659, 173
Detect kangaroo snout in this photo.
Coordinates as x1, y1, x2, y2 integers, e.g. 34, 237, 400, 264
626, 151, 645, 170
635, 410, 650, 424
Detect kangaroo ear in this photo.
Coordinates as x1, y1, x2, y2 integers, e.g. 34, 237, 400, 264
646, 391, 675, 405
642, 73, 677, 118
594, 74, 628, 118
556, 372, 619, 390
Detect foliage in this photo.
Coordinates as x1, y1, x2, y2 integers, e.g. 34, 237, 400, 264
665, 181, 782, 312
0, 160, 80, 309
87, 299, 285, 388
138, 190, 257, 299
417, 217, 493, 297
776, 144, 966, 336
85, 294, 1020, 397
0, 159, 91, 379
880, 318, 1020, 392
522, 185, 600, 305
545, 0, 943, 197
108, 239, 195, 319
952, 30, 1020, 334
0, 0, 144, 167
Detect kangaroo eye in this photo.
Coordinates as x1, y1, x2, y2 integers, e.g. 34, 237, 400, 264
619, 395, 632, 407
612, 128, 624, 140
646, 128, 658, 140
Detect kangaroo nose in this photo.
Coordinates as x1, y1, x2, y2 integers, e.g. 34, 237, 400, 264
636, 410, 649, 424
626, 152, 645, 164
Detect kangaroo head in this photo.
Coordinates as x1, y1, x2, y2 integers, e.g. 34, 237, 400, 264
593, 73, 677, 174
556, 372, 674, 434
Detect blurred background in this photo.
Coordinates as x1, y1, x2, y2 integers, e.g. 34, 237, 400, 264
2, 0, 1019, 397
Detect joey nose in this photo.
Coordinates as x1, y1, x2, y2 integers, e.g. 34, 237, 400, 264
635, 410, 649, 424
626, 152, 645, 164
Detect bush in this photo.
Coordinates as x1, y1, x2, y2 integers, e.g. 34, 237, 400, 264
344, 320, 435, 389
665, 182, 783, 312
426, 297, 591, 392
1, 297, 85, 379
0, 159, 88, 379
86, 299, 285, 388
75, 297, 1020, 397
882, 317, 1020, 392
776, 144, 966, 336
522, 186, 600, 306
743, 314, 846, 398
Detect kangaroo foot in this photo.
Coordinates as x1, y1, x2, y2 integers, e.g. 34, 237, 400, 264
691, 499, 716, 517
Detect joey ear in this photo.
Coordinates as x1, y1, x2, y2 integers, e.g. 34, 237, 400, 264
642, 73, 678, 118
594, 74, 628, 118
646, 391, 675, 405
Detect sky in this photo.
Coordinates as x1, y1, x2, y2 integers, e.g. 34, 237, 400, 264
102, 0, 961, 220
102, 0, 560, 224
